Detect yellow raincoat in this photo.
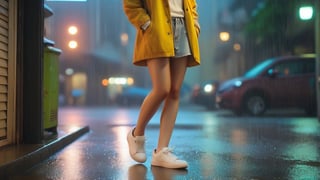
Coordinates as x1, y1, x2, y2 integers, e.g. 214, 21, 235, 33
123, 0, 200, 67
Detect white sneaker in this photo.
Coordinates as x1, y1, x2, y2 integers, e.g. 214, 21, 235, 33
127, 128, 146, 163
151, 147, 188, 169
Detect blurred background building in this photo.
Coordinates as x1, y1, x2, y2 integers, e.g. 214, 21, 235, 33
45, 0, 315, 106
0, 0, 316, 148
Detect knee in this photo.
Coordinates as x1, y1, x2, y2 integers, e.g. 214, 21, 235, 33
153, 86, 180, 100
169, 87, 180, 100
155, 87, 170, 99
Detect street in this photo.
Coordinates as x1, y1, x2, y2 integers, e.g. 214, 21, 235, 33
11, 105, 320, 180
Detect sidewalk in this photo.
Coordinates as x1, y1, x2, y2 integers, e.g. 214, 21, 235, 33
2, 106, 320, 179
0, 125, 90, 178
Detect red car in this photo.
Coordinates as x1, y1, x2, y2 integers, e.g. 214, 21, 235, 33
216, 55, 316, 116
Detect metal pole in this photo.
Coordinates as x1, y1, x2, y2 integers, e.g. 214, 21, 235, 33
316, 0, 320, 120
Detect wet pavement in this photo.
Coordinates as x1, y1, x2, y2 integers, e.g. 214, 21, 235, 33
8, 105, 320, 179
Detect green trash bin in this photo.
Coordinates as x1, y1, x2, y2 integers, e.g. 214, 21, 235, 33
43, 45, 62, 133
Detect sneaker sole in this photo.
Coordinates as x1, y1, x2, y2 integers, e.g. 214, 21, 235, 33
151, 160, 188, 169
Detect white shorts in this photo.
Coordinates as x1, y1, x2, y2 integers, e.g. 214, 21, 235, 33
171, 17, 192, 58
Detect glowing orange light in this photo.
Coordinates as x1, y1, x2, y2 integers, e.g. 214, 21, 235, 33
101, 79, 108, 87
233, 43, 241, 51
127, 77, 134, 85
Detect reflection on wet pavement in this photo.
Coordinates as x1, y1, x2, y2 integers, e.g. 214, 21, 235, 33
151, 166, 188, 180
10, 106, 320, 179
128, 164, 147, 180
127, 164, 189, 180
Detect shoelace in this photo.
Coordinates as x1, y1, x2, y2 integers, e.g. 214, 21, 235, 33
162, 147, 178, 160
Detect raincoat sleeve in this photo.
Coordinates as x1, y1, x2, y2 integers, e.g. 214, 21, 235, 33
190, 0, 200, 35
123, 0, 151, 30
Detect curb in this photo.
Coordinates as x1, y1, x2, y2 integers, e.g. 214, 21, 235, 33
0, 125, 90, 178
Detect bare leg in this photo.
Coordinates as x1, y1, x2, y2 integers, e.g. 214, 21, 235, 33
157, 56, 189, 151
134, 58, 171, 136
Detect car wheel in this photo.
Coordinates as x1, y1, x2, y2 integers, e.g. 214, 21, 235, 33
244, 94, 266, 116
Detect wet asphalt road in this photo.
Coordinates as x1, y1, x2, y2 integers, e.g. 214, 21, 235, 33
11, 105, 320, 180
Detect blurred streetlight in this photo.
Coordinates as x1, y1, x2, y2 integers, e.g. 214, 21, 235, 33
67, 25, 78, 49
108, 77, 134, 85
68, 40, 78, 49
219, 31, 230, 42
65, 68, 74, 76
299, 6, 313, 20
120, 33, 129, 46
68, 25, 78, 35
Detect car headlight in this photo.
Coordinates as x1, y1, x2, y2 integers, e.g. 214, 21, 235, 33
234, 80, 242, 87
203, 84, 215, 94
218, 81, 242, 94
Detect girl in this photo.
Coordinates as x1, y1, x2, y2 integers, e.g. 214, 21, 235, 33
123, 0, 200, 169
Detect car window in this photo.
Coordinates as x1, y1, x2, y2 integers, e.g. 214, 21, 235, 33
303, 59, 315, 74
272, 59, 314, 77
244, 59, 274, 78
280, 61, 300, 76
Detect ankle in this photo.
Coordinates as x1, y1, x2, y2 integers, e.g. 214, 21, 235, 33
155, 147, 166, 153
132, 128, 136, 137
133, 128, 144, 137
